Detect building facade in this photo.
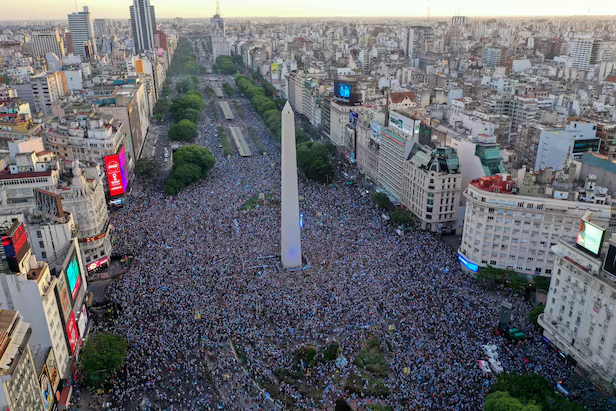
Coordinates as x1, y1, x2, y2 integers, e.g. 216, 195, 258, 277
538, 238, 616, 384
459, 173, 615, 277
31, 30, 65, 58
67, 6, 97, 58
130, 0, 157, 52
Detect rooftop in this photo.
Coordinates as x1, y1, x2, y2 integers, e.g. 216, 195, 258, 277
0, 169, 52, 180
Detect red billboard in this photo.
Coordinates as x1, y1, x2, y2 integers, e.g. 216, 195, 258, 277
105, 154, 126, 197
2, 221, 30, 272
66, 311, 79, 355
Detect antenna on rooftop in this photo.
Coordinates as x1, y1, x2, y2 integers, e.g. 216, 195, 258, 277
74, 0, 78, 12
216, 0, 220, 17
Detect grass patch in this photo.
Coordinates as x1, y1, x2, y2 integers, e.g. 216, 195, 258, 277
239, 193, 276, 211
247, 126, 267, 155
367, 405, 393, 411
218, 126, 233, 157
232, 341, 248, 364
346, 336, 390, 398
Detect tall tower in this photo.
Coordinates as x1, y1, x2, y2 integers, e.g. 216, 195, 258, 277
67, 6, 97, 57
280, 102, 303, 268
130, 0, 157, 52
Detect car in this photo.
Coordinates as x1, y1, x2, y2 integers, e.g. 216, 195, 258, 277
481, 344, 498, 360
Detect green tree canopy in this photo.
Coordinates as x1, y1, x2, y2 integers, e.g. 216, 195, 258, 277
165, 145, 216, 195
175, 107, 201, 124
373, 192, 392, 210
80, 333, 127, 387
491, 373, 583, 411
134, 158, 156, 178
296, 141, 334, 184
390, 209, 414, 227
170, 94, 205, 120
528, 304, 546, 327
484, 391, 542, 411
223, 83, 233, 96
168, 119, 198, 142
214, 55, 240, 74
153, 98, 170, 116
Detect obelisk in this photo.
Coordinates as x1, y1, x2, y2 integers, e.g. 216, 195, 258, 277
281, 101, 302, 268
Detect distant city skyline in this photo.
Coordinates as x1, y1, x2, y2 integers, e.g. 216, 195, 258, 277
2, 0, 616, 21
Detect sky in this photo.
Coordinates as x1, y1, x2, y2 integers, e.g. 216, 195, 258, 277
3, 0, 616, 21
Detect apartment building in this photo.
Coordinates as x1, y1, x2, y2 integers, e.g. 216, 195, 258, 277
596, 122, 616, 161
356, 109, 385, 182
515, 120, 599, 171
483, 47, 506, 68
29, 72, 67, 116
0, 310, 42, 411
538, 237, 616, 384
459, 171, 616, 277
568, 35, 601, 72
67, 6, 97, 58
31, 29, 65, 58
0, 100, 41, 150
401, 144, 461, 234
43, 112, 128, 169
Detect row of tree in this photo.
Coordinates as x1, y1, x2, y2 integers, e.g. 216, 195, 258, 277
165, 145, 216, 195
214, 55, 243, 74
235, 74, 283, 140
168, 38, 200, 76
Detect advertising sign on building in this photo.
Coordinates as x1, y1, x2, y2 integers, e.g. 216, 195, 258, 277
40, 366, 53, 411
1, 221, 31, 272
348, 111, 359, 127
66, 311, 79, 354
45, 349, 60, 393
65, 252, 82, 301
77, 306, 88, 337
389, 111, 415, 136
105, 154, 126, 196
271, 63, 279, 75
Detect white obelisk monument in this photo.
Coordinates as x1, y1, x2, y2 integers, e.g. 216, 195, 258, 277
280, 101, 303, 268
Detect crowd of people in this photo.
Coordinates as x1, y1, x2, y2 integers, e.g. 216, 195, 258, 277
90, 72, 614, 411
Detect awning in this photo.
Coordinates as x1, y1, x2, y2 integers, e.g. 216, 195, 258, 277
57, 386, 72, 410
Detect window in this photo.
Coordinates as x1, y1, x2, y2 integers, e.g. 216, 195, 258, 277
41, 252, 47, 259
38, 241, 44, 248
36, 230, 42, 238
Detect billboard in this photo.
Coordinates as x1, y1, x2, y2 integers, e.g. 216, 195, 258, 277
389, 111, 415, 136
576, 220, 605, 257
40, 366, 53, 411
55, 270, 72, 323
2, 221, 30, 273
343, 126, 357, 163
119, 145, 129, 190
45, 349, 59, 393
418, 122, 432, 146
66, 311, 79, 354
105, 154, 126, 197
602, 244, 616, 278
65, 251, 82, 302
271, 63, 279, 75
333, 81, 361, 105
77, 306, 88, 337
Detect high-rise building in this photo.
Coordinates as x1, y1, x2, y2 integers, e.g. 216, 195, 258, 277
67, 6, 97, 58
568, 34, 601, 71
93, 18, 110, 38
28, 72, 67, 116
31, 29, 65, 58
483, 47, 506, 68
130, 0, 157, 52
210, 0, 230, 60
402, 26, 434, 60
451, 16, 469, 25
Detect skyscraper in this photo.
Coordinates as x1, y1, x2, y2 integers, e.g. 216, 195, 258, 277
130, 0, 157, 52
211, 0, 230, 60
67, 6, 97, 58
568, 34, 601, 71
31, 29, 65, 58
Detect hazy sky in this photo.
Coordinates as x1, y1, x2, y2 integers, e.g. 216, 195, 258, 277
3, 0, 616, 21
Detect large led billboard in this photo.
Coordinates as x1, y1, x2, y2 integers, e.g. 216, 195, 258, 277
119, 145, 129, 189
66, 252, 82, 301
66, 311, 79, 354
105, 154, 126, 197
576, 220, 605, 257
333, 81, 360, 105
2, 221, 30, 272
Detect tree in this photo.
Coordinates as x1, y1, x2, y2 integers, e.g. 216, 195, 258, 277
528, 304, 545, 327
175, 107, 201, 124
80, 333, 127, 387
153, 98, 170, 116
223, 83, 233, 97
165, 145, 216, 195
335, 400, 353, 411
484, 391, 542, 411
491, 373, 583, 411
168, 119, 198, 142
390, 209, 414, 227
172, 145, 216, 178
373, 192, 392, 210
134, 158, 155, 178
296, 141, 334, 184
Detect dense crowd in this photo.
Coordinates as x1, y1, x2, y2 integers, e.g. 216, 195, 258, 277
92, 74, 614, 411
